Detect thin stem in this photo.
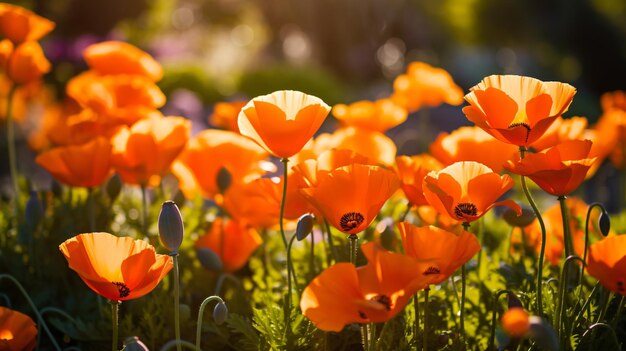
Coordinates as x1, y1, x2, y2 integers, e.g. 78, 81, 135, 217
349, 234, 358, 265
570, 283, 600, 338
400, 204, 411, 223
172, 254, 182, 351
368, 322, 377, 351
360, 324, 369, 351
141, 185, 149, 238
279, 158, 289, 249
213, 272, 242, 296
581, 203, 606, 287
579, 323, 621, 349
286, 234, 299, 313
489, 290, 514, 351
460, 222, 470, 342
160, 340, 201, 351
556, 255, 585, 350
413, 293, 420, 345
596, 288, 611, 324
520, 146, 547, 317
0, 274, 61, 351
88, 187, 96, 231
423, 287, 430, 351
195, 296, 225, 350
110, 300, 120, 351
558, 196, 573, 259
324, 219, 339, 263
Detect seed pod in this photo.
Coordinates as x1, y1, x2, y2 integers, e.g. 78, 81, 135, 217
105, 174, 122, 201
296, 213, 315, 241
196, 248, 223, 272
502, 205, 535, 228
213, 301, 228, 325
217, 167, 232, 194
598, 210, 610, 237
158, 201, 184, 253
123, 336, 149, 351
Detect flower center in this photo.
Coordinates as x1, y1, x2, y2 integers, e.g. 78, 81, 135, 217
423, 266, 441, 275
617, 280, 625, 293
508, 122, 531, 143
340, 212, 365, 232
454, 202, 478, 218
113, 282, 130, 298
370, 294, 392, 310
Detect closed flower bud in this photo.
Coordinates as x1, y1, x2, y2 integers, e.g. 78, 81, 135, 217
196, 248, 223, 272
123, 336, 149, 351
158, 201, 184, 253
598, 210, 610, 237
507, 292, 523, 309
502, 205, 535, 228
296, 213, 315, 241
217, 167, 232, 194
213, 301, 228, 325
25, 190, 43, 231
528, 316, 558, 351
106, 174, 122, 201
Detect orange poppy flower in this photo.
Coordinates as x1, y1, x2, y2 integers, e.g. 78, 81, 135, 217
0, 3, 54, 44
59, 232, 173, 301
430, 126, 518, 173
221, 177, 282, 228
587, 235, 626, 295
314, 126, 397, 166
6, 41, 50, 85
594, 108, 626, 169
332, 98, 408, 132
209, 101, 247, 132
0, 307, 37, 351
238, 90, 330, 158
414, 205, 460, 231
299, 164, 399, 235
504, 140, 597, 196
512, 197, 587, 265
600, 90, 626, 112
397, 222, 480, 284
530, 116, 587, 152
501, 308, 530, 338
300, 242, 432, 331
83, 41, 163, 82
35, 137, 112, 188
391, 61, 463, 112
463, 75, 577, 147
0, 39, 13, 68
194, 217, 263, 272
395, 154, 443, 207
111, 116, 190, 186
423, 161, 520, 223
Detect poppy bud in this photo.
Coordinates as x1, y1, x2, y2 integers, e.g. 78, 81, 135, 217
123, 336, 149, 351
25, 191, 43, 231
528, 316, 558, 351
213, 301, 228, 325
158, 201, 184, 253
106, 174, 122, 201
502, 205, 535, 228
296, 213, 315, 241
598, 210, 610, 237
217, 167, 232, 194
507, 292, 523, 309
196, 248, 223, 272
7, 41, 50, 85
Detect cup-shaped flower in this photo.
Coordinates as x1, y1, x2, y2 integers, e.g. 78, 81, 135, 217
83, 41, 163, 82
111, 116, 190, 186
395, 154, 443, 207
194, 218, 262, 272
397, 223, 480, 284
587, 235, 626, 295
530, 116, 587, 152
238, 90, 330, 158
0, 3, 54, 44
332, 98, 407, 132
504, 140, 597, 196
463, 75, 576, 147
423, 161, 521, 223
299, 164, 400, 235
221, 177, 282, 228
300, 242, 432, 331
430, 126, 518, 173
59, 232, 173, 301
314, 126, 397, 166
0, 307, 37, 351
209, 101, 247, 132
7, 41, 51, 85
35, 137, 112, 188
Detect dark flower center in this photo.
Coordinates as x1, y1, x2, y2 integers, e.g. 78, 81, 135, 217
113, 282, 130, 298
370, 294, 392, 310
508, 122, 531, 143
340, 212, 365, 232
454, 202, 478, 219
423, 266, 441, 275
617, 280, 625, 293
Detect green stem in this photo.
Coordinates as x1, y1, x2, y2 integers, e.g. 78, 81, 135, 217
423, 287, 430, 351
324, 219, 339, 263
413, 293, 420, 344
309, 226, 316, 276
110, 300, 120, 351
279, 158, 289, 249
286, 234, 299, 313
558, 196, 573, 259
581, 203, 606, 289
520, 146, 547, 317
489, 290, 514, 351
570, 283, 600, 338
88, 187, 96, 231
195, 296, 225, 350
0, 274, 61, 351
349, 234, 358, 265
368, 322, 377, 350
579, 323, 621, 349
141, 185, 149, 238
596, 288, 611, 324
172, 254, 182, 351
360, 324, 369, 351
213, 272, 242, 296
556, 255, 585, 350
460, 222, 470, 342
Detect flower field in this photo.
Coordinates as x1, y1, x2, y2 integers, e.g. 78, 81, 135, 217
1, 2, 626, 351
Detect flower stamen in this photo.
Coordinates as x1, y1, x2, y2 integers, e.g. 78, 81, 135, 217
340, 212, 365, 232
508, 122, 531, 143
113, 282, 130, 298
423, 266, 441, 275
454, 202, 478, 219
370, 294, 392, 310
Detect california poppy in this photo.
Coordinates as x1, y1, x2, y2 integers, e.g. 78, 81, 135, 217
397, 222, 480, 284
194, 217, 263, 272
0, 307, 37, 351
59, 232, 173, 301
210, 101, 247, 132
314, 126, 397, 166
300, 242, 432, 331
587, 235, 626, 295
501, 308, 530, 338
111, 116, 190, 186
594, 108, 626, 169
221, 177, 282, 228
530, 116, 587, 152
391, 61, 463, 112
422, 161, 520, 223
395, 154, 443, 207
238, 90, 330, 158
299, 164, 399, 235
463, 75, 576, 147
83, 41, 163, 82
0, 3, 54, 44
504, 140, 597, 196
600, 90, 626, 112
35, 136, 112, 188
6, 41, 50, 85
332, 98, 407, 132
430, 126, 518, 173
